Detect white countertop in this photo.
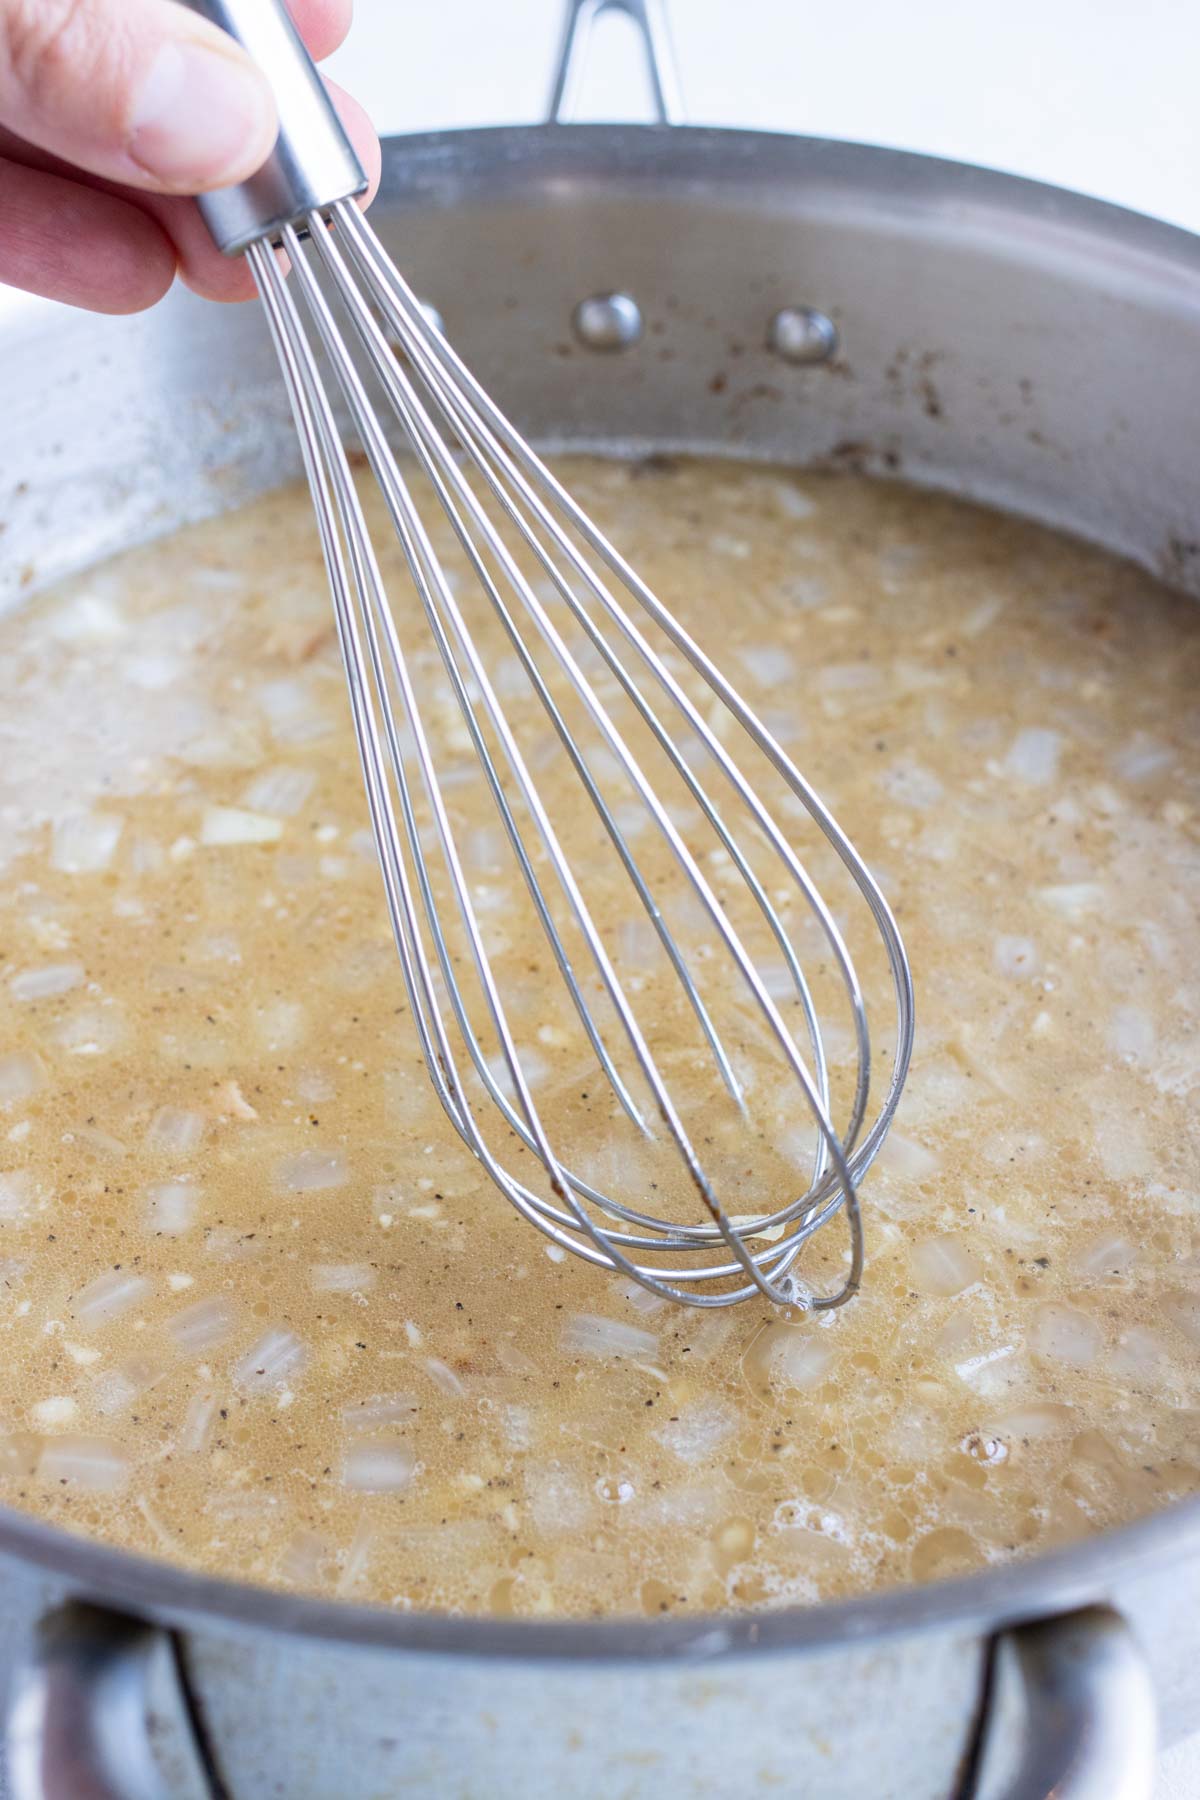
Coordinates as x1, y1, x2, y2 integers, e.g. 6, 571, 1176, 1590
334, 3, 1199, 1791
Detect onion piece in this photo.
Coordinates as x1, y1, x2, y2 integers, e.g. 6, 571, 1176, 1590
563, 1314, 658, 1360
993, 936, 1038, 980
771, 1334, 835, 1391
277, 1149, 347, 1193
1030, 1303, 1101, 1368
653, 1398, 738, 1464
9, 963, 84, 1002
73, 1269, 150, 1329
201, 806, 283, 847
234, 1327, 306, 1394
879, 1132, 940, 1181
169, 1295, 237, 1353
311, 1263, 376, 1294
1003, 727, 1061, 784
144, 1180, 198, 1236
95, 1355, 168, 1414
178, 1391, 218, 1454
0, 1173, 32, 1224
342, 1439, 416, 1493
909, 1235, 980, 1298
38, 1434, 129, 1491
51, 1007, 125, 1057
51, 814, 123, 874
424, 1357, 465, 1397
240, 767, 317, 818
342, 1394, 419, 1434
145, 1107, 205, 1155
737, 645, 795, 688
1071, 1234, 1135, 1279
0, 1053, 45, 1108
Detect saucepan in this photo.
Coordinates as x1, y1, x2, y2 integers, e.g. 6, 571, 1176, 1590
0, 1, 1197, 1793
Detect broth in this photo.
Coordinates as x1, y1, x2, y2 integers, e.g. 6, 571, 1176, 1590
0, 457, 1196, 1616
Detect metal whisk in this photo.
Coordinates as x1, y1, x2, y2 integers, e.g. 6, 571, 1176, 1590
185, 0, 914, 1310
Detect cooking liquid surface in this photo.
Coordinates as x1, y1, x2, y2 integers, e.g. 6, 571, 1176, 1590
0, 458, 1197, 1616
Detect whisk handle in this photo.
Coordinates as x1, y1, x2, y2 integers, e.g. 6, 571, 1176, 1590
176, 0, 368, 256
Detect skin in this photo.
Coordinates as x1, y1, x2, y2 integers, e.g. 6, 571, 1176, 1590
0, 0, 381, 312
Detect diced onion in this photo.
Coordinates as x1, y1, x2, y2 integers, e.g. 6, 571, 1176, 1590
51, 813, 123, 874
38, 1434, 129, 1491
424, 1356, 465, 1397
879, 1132, 941, 1181
277, 1149, 347, 1193
95, 1356, 168, 1415
201, 806, 283, 847
737, 645, 795, 688
255, 1000, 306, 1052
1037, 882, 1104, 917
342, 1394, 419, 1434
178, 1391, 218, 1454
1165, 1293, 1200, 1346
993, 936, 1038, 980
9, 963, 83, 1002
31, 1396, 77, 1429
653, 1398, 738, 1463
342, 1439, 416, 1493
1071, 1234, 1135, 1279
1030, 1303, 1101, 1368
880, 759, 944, 809
0, 1053, 45, 1107
240, 766, 317, 818
234, 1327, 307, 1394
144, 1180, 198, 1235
310, 1263, 376, 1295
0, 1173, 31, 1224
771, 1333, 834, 1391
1003, 727, 1061, 784
909, 1235, 980, 1298
73, 1269, 150, 1329
563, 1314, 658, 1360
296, 1069, 336, 1103
614, 1278, 666, 1316
145, 1107, 205, 1155
1111, 735, 1172, 781
51, 1006, 125, 1056
1108, 1006, 1155, 1063
169, 1295, 237, 1353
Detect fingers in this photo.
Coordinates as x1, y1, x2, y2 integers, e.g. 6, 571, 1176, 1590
285, 0, 354, 64
0, 0, 278, 194
0, 153, 176, 312
162, 79, 383, 304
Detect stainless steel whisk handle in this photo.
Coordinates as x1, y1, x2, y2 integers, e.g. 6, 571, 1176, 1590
176, 0, 368, 255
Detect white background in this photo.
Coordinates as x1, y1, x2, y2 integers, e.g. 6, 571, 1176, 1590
332, 2, 1199, 1793
326, 0, 1200, 232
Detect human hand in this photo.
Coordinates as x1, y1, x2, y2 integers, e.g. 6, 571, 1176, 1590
0, 0, 381, 312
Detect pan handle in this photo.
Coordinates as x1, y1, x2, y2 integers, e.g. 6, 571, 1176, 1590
6, 1602, 215, 1800
547, 0, 685, 126
975, 1606, 1157, 1800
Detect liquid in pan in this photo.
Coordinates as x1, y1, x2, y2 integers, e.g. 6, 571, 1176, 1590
0, 456, 1196, 1616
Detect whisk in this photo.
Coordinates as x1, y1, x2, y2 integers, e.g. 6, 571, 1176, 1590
183, 0, 914, 1310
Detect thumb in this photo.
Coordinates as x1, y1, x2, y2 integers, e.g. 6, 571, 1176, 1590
0, 0, 279, 194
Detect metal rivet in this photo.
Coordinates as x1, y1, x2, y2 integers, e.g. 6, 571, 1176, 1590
767, 307, 838, 365
573, 293, 643, 352
419, 301, 445, 336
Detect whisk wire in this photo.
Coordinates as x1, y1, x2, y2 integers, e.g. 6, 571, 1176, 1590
246, 205, 916, 1309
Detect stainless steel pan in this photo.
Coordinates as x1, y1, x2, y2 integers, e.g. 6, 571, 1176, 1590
0, 4, 1197, 1793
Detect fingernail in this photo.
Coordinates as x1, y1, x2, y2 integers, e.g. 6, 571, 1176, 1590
130, 40, 276, 188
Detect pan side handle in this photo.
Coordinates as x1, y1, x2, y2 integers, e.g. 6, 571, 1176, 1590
546, 0, 685, 126
6, 1602, 217, 1800
970, 1606, 1157, 1800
